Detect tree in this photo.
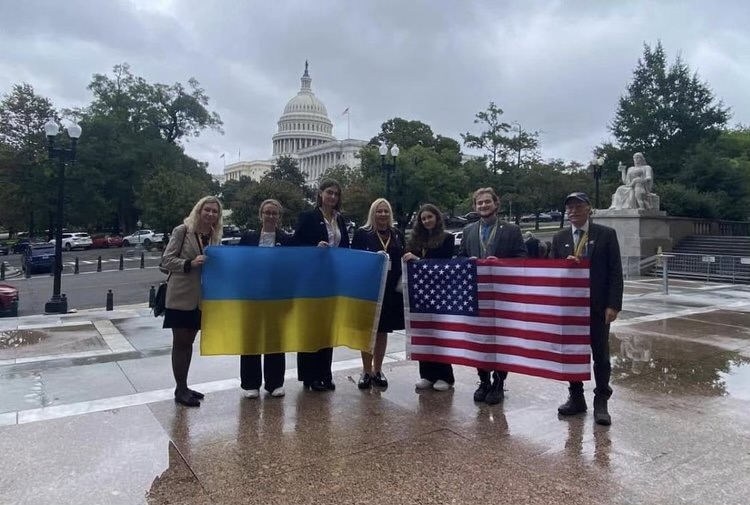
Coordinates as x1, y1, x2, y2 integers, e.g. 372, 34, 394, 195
369, 118, 435, 150
610, 42, 730, 181
230, 178, 307, 230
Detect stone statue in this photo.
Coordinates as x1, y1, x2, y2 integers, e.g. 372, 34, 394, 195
609, 152, 656, 210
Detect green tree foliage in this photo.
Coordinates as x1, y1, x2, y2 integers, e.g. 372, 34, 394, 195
610, 41, 730, 182
369, 118, 436, 150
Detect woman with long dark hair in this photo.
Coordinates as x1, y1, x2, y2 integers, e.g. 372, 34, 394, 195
402, 203, 455, 391
161, 196, 223, 407
293, 179, 350, 392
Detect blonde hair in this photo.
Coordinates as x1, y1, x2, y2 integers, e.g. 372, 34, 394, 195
183, 196, 223, 244
362, 198, 393, 231
258, 199, 283, 220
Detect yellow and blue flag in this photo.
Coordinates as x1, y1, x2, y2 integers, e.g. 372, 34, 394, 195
200, 246, 387, 355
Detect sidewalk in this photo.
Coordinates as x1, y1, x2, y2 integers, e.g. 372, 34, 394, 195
1, 278, 749, 504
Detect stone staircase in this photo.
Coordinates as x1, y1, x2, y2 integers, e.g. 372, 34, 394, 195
654, 235, 750, 283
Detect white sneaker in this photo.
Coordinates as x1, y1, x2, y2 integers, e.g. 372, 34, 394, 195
243, 389, 260, 399
415, 378, 434, 390
270, 387, 285, 398
433, 380, 451, 391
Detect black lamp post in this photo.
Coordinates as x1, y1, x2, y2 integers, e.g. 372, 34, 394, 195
589, 154, 606, 209
378, 142, 399, 202
44, 120, 81, 314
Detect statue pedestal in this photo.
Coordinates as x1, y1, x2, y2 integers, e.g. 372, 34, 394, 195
592, 208, 671, 276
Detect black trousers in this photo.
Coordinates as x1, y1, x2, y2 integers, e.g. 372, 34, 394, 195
419, 360, 455, 384
297, 348, 333, 384
477, 369, 508, 383
240, 354, 285, 391
570, 311, 612, 396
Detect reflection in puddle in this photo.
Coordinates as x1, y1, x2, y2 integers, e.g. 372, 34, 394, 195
0, 330, 49, 349
611, 331, 750, 397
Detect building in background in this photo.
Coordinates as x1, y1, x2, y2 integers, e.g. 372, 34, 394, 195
224, 62, 367, 185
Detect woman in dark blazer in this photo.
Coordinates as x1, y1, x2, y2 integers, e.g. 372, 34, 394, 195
293, 179, 350, 392
402, 204, 456, 392
238, 199, 293, 399
161, 196, 223, 407
351, 198, 405, 390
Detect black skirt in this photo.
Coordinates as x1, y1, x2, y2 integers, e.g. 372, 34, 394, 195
163, 308, 201, 330
378, 288, 405, 333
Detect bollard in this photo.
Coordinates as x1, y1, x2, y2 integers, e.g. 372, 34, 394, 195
74, 257, 79, 274
119, 254, 124, 270
10, 297, 18, 317
106, 289, 114, 311
0, 262, 5, 281
61, 294, 68, 314
140, 252, 145, 269
25, 265, 31, 278
97, 256, 102, 272
148, 285, 156, 308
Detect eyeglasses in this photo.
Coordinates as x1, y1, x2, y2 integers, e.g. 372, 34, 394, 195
262, 211, 280, 216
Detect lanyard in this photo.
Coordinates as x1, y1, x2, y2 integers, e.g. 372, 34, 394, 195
574, 230, 588, 258
478, 221, 498, 257
377, 230, 391, 251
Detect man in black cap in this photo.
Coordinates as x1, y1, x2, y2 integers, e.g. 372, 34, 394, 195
551, 192, 623, 425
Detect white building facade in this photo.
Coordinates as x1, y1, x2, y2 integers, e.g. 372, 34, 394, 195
224, 62, 367, 185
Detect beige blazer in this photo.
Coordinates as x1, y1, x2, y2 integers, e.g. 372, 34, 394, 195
162, 224, 204, 311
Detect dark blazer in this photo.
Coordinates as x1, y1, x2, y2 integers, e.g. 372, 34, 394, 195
238, 229, 293, 247
294, 208, 350, 248
458, 219, 527, 259
351, 227, 405, 290
406, 233, 455, 259
551, 222, 623, 314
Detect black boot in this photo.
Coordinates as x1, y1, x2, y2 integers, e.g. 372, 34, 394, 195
485, 379, 504, 405
558, 388, 587, 416
473, 381, 491, 402
593, 389, 612, 426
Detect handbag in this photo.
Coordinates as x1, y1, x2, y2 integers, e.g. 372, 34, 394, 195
154, 229, 187, 317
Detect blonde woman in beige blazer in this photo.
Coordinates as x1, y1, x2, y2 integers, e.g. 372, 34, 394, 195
161, 196, 223, 407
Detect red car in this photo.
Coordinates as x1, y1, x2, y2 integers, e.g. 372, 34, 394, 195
0, 284, 19, 317
91, 235, 124, 248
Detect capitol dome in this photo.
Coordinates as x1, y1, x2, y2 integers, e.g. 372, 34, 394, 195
272, 62, 336, 156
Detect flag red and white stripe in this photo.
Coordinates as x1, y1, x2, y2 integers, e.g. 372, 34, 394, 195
405, 258, 591, 381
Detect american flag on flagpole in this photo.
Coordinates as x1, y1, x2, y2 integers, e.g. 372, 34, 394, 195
404, 258, 591, 381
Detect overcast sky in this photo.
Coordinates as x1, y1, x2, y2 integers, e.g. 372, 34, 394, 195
1, 0, 748, 175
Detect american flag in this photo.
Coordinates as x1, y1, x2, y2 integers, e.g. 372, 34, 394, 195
404, 258, 591, 381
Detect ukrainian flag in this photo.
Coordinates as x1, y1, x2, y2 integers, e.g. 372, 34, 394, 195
200, 246, 388, 355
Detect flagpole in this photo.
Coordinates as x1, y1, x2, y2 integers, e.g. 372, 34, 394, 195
347, 109, 351, 139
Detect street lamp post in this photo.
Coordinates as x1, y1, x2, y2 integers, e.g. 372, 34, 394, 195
589, 155, 606, 209
378, 142, 399, 203
44, 120, 81, 314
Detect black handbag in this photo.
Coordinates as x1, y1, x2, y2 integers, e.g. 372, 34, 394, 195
154, 229, 187, 317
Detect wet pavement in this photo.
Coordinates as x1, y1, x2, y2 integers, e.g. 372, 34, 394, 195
1, 277, 749, 504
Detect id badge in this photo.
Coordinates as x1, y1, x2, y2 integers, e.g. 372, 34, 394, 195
387, 258, 392, 271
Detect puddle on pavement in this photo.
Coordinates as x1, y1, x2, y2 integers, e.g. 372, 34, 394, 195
611, 331, 750, 397
0, 329, 49, 349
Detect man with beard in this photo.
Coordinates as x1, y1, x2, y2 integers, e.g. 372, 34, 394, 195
458, 188, 527, 404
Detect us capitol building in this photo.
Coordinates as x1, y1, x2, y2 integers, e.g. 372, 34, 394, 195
224, 62, 367, 184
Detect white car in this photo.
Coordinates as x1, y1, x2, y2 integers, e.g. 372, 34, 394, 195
50, 232, 93, 251
122, 229, 164, 247
454, 231, 463, 254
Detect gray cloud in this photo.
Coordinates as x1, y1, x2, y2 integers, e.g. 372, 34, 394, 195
1, 0, 747, 174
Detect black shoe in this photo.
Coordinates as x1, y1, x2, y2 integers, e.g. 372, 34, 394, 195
485, 380, 504, 405
372, 371, 388, 388
188, 388, 204, 399
558, 391, 587, 416
325, 381, 336, 391
473, 381, 491, 402
593, 394, 611, 426
174, 390, 200, 407
358, 373, 372, 389
303, 381, 312, 390
310, 380, 328, 392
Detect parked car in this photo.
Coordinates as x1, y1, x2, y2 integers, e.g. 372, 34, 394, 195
463, 211, 480, 223
22, 242, 56, 274
0, 284, 19, 317
91, 234, 124, 248
444, 215, 468, 230
12, 238, 46, 255
453, 231, 463, 255
49, 232, 93, 251
0, 242, 8, 255
122, 229, 164, 247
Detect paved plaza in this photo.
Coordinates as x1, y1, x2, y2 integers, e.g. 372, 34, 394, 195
1, 278, 749, 505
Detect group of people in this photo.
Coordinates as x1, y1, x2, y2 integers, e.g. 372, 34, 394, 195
160, 180, 623, 426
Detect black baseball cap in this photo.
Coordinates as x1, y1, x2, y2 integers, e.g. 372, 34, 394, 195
564, 192, 591, 205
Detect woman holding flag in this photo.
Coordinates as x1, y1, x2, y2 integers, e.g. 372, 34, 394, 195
238, 199, 293, 399
402, 203, 456, 392
294, 179, 350, 392
351, 198, 405, 390
161, 196, 223, 407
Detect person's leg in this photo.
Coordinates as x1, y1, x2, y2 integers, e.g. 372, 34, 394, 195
263, 353, 286, 392
172, 328, 199, 406
240, 355, 262, 390
474, 368, 491, 402
486, 370, 507, 404
590, 318, 612, 425
359, 349, 373, 389
371, 332, 389, 387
